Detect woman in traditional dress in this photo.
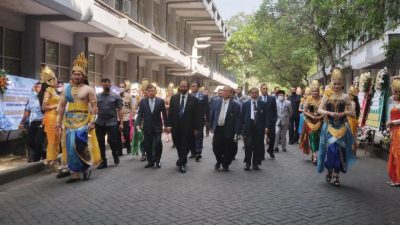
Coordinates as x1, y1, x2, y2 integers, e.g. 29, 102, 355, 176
347, 86, 360, 156
386, 78, 400, 187
298, 87, 311, 138
131, 79, 149, 160
164, 83, 174, 143
300, 80, 323, 165
317, 69, 356, 187
38, 66, 60, 171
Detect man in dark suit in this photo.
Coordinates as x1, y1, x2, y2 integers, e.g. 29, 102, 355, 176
259, 84, 277, 159
241, 87, 269, 171
287, 87, 302, 144
210, 86, 241, 171
189, 82, 210, 161
136, 84, 167, 169
165, 80, 200, 173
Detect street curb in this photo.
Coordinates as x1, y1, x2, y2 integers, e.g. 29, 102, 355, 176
0, 161, 45, 186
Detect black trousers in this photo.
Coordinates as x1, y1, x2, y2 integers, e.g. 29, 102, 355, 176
95, 124, 121, 164
172, 130, 193, 167
27, 120, 45, 162
191, 129, 204, 155
289, 117, 300, 143
244, 122, 264, 166
122, 121, 131, 154
266, 126, 276, 154
213, 126, 234, 167
144, 132, 162, 163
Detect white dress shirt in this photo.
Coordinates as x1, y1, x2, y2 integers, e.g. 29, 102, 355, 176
218, 98, 230, 126
251, 99, 257, 120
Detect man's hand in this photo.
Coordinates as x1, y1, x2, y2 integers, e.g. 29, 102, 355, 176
18, 123, 24, 130
119, 122, 123, 132
264, 128, 269, 135
88, 122, 95, 132
194, 130, 199, 136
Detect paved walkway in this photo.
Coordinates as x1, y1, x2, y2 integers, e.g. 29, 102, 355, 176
1, 135, 400, 225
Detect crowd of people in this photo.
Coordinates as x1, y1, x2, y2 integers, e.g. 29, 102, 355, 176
18, 52, 400, 187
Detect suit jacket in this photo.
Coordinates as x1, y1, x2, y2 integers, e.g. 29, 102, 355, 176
210, 98, 241, 139
276, 99, 292, 129
192, 92, 210, 128
136, 97, 167, 134
258, 95, 277, 129
165, 93, 200, 136
241, 99, 268, 136
288, 94, 302, 118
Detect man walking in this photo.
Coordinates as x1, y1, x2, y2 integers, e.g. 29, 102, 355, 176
119, 80, 135, 155
259, 84, 277, 159
189, 82, 210, 161
241, 88, 269, 170
210, 86, 241, 171
274, 90, 292, 152
136, 84, 167, 169
96, 78, 123, 169
165, 80, 200, 173
287, 87, 302, 144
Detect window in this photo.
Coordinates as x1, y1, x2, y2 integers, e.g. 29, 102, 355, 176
41, 39, 71, 82
88, 53, 104, 86
152, 70, 160, 84
138, 0, 145, 24
0, 28, 22, 75
153, 3, 160, 34
114, 60, 127, 85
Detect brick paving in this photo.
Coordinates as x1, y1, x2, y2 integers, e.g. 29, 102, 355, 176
1, 135, 400, 225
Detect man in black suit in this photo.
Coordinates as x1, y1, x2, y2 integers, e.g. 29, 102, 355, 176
259, 84, 277, 159
242, 87, 269, 171
136, 84, 167, 168
165, 80, 200, 173
210, 86, 241, 171
189, 82, 210, 161
287, 87, 302, 144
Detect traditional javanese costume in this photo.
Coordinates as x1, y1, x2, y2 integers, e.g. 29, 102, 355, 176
41, 66, 61, 166
131, 79, 149, 156
300, 81, 322, 161
61, 53, 101, 173
298, 88, 310, 137
317, 70, 356, 174
347, 86, 360, 155
388, 79, 400, 184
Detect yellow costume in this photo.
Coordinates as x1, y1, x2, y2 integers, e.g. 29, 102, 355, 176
347, 86, 359, 155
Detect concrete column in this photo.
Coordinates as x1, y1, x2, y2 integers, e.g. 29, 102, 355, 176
145, 61, 153, 81
127, 53, 139, 82
21, 16, 41, 79
159, 0, 167, 38
159, 65, 166, 88
144, 0, 154, 31
178, 17, 185, 49
103, 44, 115, 80
167, 9, 177, 44
72, 33, 86, 60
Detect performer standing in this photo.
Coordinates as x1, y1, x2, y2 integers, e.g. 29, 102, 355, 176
38, 66, 60, 171
259, 84, 277, 159
132, 79, 149, 161
136, 84, 167, 169
119, 80, 135, 155
190, 82, 210, 161
299, 80, 323, 165
317, 69, 356, 187
210, 86, 241, 171
347, 86, 360, 156
165, 80, 200, 173
242, 88, 269, 170
298, 87, 311, 138
56, 53, 102, 183
386, 78, 400, 187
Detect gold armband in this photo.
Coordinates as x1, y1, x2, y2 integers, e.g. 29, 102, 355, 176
56, 115, 62, 124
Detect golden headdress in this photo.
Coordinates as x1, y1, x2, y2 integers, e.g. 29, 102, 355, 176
167, 82, 175, 91
40, 66, 56, 84
140, 79, 149, 91
72, 52, 88, 76
392, 79, 400, 92
331, 68, 343, 81
304, 87, 311, 96
310, 80, 320, 92
348, 85, 359, 97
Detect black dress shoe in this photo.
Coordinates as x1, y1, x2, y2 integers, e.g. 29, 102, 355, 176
222, 166, 229, 172
253, 165, 260, 171
179, 165, 186, 173
244, 164, 251, 171
282, 149, 287, 152
56, 171, 71, 179
269, 151, 275, 159
97, 163, 108, 169
66, 178, 80, 183
195, 154, 201, 162
274, 148, 279, 153
155, 162, 161, 168
214, 163, 221, 170
145, 163, 154, 168
189, 154, 196, 159
114, 157, 120, 165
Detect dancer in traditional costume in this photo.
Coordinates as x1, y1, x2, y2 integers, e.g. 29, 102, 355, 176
38, 66, 60, 171
317, 69, 356, 187
347, 86, 360, 156
56, 53, 102, 183
387, 78, 400, 187
298, 87, 311, 138
164, 83, 175, 143
131, 79, 149, 160
299, 81, 323, 165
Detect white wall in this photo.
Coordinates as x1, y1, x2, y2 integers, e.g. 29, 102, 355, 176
89, 39, 106, 55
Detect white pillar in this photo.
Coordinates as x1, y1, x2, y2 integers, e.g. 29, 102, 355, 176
103, 44, 115, 80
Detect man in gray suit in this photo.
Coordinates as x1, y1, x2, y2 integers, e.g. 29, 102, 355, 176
274, 90, 293, 152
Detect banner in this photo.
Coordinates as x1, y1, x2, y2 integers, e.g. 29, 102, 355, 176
0, 75, 38, 131
365, 90, 384, 130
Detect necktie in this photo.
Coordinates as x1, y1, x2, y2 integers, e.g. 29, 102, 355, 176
218, 101, 226, 126
253, 101, 257, 121
150, 99, 154, 113
179, 95, 185, 118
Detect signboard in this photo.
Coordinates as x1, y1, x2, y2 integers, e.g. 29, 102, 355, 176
365, 90, 384, 130
0, 75, 37, 131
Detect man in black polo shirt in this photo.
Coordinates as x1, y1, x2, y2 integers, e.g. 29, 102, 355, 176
96, 78, 123, 169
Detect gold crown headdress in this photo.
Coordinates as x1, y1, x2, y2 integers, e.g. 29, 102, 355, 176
310, 80, 320, 92
140, 79, 149, 90
40, 66, 56, 84
331, 68, 343, 81
167, 82, 175, 91
72, 52, 88, 76
348, 85, 359, 97
392, 79, 400, 92
304, 87, 311, 96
